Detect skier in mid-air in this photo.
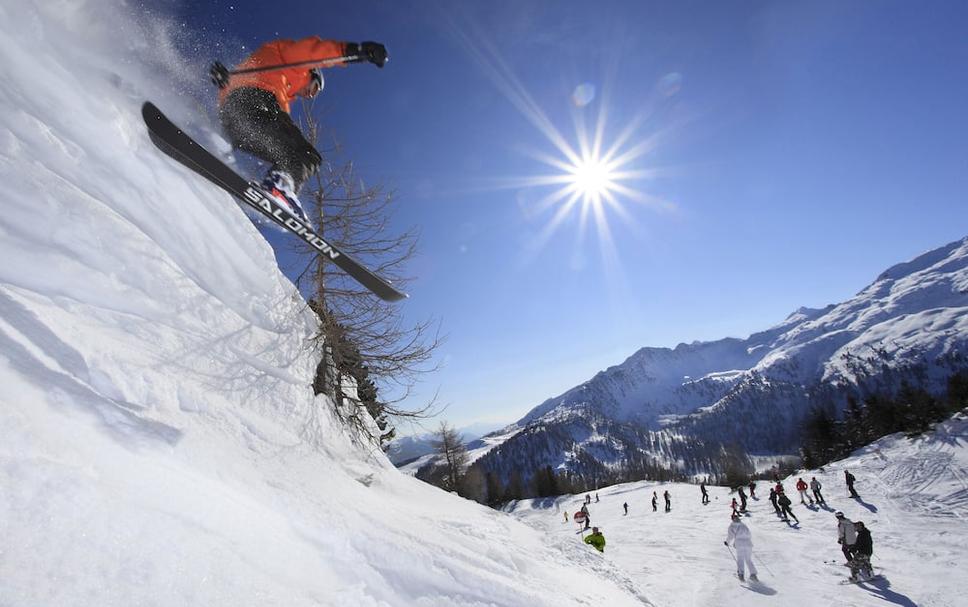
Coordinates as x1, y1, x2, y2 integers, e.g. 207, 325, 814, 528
724, 513, 758, 582
212, 36, 388, 223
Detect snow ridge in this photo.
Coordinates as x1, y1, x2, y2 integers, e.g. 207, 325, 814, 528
0, 2, 650, 605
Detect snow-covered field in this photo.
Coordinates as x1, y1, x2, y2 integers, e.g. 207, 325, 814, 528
510, 414, 968, 607
0, 2, 650, 605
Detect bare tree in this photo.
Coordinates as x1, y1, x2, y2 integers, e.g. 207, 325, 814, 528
292, 110, 441, 444
433, 421, 469, 492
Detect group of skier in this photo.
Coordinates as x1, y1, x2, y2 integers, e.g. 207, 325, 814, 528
573, 470, 876, 584
722, 472, 875, 583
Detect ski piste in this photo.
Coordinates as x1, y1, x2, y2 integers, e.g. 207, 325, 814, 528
839, 574, 884, 585
141, 102, 407, 302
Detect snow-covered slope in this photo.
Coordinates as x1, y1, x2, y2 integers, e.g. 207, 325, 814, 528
0, 2, 650, 605
474, 237, 968, 477
510, 412, 968, 607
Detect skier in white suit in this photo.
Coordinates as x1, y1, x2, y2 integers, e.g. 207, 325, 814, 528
724, 513, 759, 581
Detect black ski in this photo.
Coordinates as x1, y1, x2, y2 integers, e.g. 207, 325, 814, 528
140, 102, 406, 302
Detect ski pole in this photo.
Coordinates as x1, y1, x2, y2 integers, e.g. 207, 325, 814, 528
754, 553, 775, 577
209, 55, 359, 88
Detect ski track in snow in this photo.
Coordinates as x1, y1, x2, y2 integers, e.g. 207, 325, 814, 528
511, 415, 968, 607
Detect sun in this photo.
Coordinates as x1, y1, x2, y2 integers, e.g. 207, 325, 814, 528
445, 18, 676, 264
570, 156, 615, 201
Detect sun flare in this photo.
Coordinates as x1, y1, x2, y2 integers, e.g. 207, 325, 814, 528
448, 20, 676, 265
570, 157, 615, 200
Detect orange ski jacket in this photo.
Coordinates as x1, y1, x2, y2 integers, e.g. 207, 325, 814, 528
218, 37, 350, 113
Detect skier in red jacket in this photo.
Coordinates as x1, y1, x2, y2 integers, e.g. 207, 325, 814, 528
212, 37, 388, 222
796, 477, 814, 505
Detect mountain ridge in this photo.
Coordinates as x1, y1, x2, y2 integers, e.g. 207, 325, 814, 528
468, 236, 968, 480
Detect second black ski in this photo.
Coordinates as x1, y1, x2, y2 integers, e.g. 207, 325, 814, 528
141, 101, 406, 302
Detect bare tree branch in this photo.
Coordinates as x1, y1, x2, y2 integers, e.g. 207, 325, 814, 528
288, 108, 443, 446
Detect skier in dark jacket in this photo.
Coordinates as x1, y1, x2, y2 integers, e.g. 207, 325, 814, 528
623, 502, 629, 515
748, 480, 757, 499
848, 521, 874, 581
664, 490, 672, 512
700, 483, 710, 504
845, 470, 860, 498
769, 488, 781, 515
737, 486, 748, 512
214, 37, 388, 222
777, 490, 799, 523
652, 491, 658, 512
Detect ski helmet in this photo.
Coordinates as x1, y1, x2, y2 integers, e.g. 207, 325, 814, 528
835, 511, 844, 518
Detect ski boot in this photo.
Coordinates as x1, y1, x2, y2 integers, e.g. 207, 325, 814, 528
261, 169, 312, 227
749, 574, 758, 582
737, 573, 744, 581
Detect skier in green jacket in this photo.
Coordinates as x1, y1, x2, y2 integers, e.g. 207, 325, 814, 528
584, 527, 606, 553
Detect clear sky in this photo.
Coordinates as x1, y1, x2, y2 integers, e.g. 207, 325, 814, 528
174, 0, 968, 431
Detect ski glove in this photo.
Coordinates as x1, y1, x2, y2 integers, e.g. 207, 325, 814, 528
346, 42, 388, 68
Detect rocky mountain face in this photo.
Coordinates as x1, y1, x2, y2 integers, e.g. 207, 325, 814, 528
471, 237, 968, 482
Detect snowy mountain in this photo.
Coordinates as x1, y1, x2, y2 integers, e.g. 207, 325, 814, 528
0, 3, 651, 605
472, 237, 968, 481
509, 411, 968, 607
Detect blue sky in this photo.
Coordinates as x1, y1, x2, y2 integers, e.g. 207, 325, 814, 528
176, 0, 968, 431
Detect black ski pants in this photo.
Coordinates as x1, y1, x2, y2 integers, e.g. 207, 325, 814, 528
219, 87, 322, 190
842, 542, 854, 562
